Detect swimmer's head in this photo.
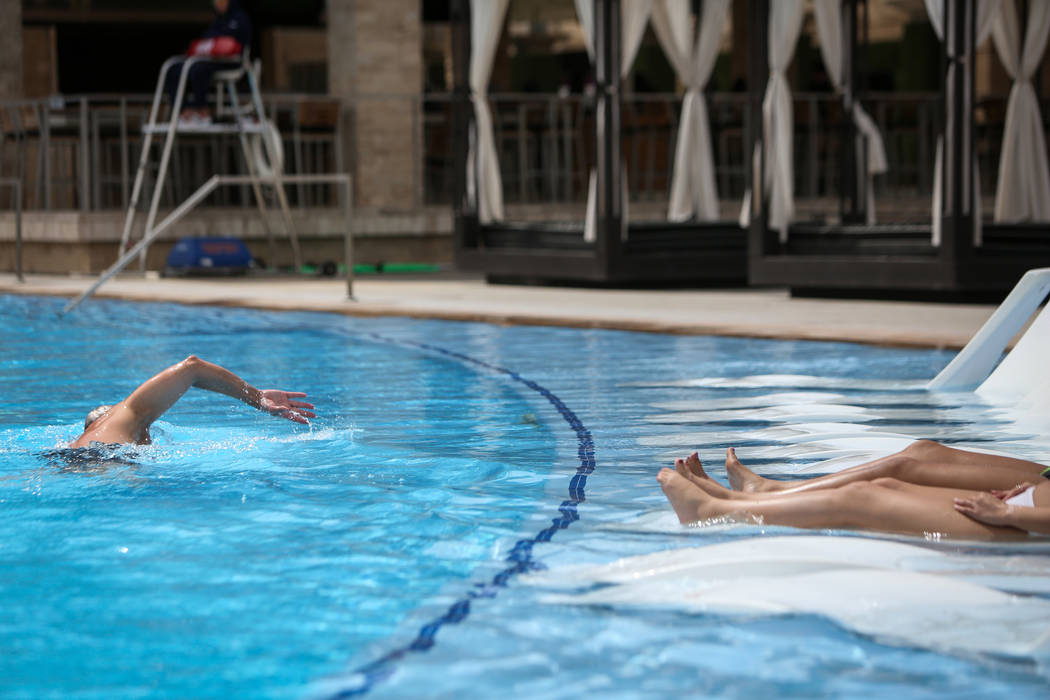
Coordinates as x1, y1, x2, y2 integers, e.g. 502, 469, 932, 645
84, 405, 112, 430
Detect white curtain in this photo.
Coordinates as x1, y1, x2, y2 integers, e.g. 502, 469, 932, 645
622, 2, 653, 67
991, 0, 1050, 222
651, 0, 731, 222
739, 0, 804, 239
925, 0, 1001, 245
576, 0, 653, 241
467, 0, 510, 224
812, 0, 888, 226
924, 0, 945, 37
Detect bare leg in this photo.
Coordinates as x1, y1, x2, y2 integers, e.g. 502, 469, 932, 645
676, 456, 836, 502
727, 441, 1048, 495
658, 469, 1027, 540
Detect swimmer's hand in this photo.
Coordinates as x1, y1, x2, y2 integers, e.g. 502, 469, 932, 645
953, 492, 1013, 526
259, 390, 316, 424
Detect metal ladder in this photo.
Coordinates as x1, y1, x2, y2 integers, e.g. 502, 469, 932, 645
61, 53, 358, 315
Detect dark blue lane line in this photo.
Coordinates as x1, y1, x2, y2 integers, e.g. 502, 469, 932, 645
321, 333, 596, 698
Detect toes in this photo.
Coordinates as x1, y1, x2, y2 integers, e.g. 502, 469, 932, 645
685, 451, 706, 477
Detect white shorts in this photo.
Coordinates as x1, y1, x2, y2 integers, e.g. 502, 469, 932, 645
1005, 486, 1036, 508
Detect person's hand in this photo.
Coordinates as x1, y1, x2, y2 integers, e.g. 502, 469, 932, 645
990, 482, 1035, 500
953, 491, 1015, 526
259, 390, 316, 424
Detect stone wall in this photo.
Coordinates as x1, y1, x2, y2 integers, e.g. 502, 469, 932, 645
327, 0, 422, 211
0, 208, 452, 274
0, 0, 23, 98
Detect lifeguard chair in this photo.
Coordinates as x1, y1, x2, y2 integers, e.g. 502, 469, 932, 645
63, 47, 355, 315
118, 47, 301, 271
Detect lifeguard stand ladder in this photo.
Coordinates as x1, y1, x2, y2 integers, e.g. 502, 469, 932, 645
119, 51, 302, 272
61, 54, 358, 315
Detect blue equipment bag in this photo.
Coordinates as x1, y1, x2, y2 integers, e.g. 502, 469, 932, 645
165, 237, 252, 276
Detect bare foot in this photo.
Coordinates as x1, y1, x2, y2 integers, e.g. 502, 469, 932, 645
658, 468, 725, 524
684, 452, 710, 480
725, 447, 777, 493
675, 454, 706, 489
676, 454, 743, 500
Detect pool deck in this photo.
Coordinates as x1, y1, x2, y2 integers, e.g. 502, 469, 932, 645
0, 271, 1005, 350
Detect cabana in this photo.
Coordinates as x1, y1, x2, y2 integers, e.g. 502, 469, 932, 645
747, 0, 1050, 300
454, 0, 1050, 298
451, 0, 747, 285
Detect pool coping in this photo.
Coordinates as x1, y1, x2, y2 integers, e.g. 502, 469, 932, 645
0, 273, 1001, 351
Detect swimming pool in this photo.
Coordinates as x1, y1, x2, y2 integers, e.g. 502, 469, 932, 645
2, 294, 1048, 698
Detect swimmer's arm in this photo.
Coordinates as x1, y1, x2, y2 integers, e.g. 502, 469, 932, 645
953, 492, 1050, 535
124, 355, 315, 426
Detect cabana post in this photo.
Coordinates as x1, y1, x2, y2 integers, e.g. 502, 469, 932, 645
839, 0, 863, 224
941, 0, 976, 265
594, 0, 623, 270
746, 0, 772, 266
451, 0, 477, 251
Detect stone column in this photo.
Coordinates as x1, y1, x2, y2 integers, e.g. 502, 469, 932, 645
328, 0, 422, 210
0, 0, 23, 98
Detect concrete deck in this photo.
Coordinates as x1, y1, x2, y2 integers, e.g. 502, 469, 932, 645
0, 272, 1007, 350
0, 272, 1006, 350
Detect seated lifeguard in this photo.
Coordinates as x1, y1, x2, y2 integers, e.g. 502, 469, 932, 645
71, 356, 314, 448
165, 0, 252, 127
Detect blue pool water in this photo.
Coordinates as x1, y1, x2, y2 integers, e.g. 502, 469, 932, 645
1, 294, 1048, 699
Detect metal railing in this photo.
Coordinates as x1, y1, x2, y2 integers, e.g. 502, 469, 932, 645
0, 90, 1029, 223
0, 93, 343, 213
480, 91, 946, 206
420, 90, 949, 219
